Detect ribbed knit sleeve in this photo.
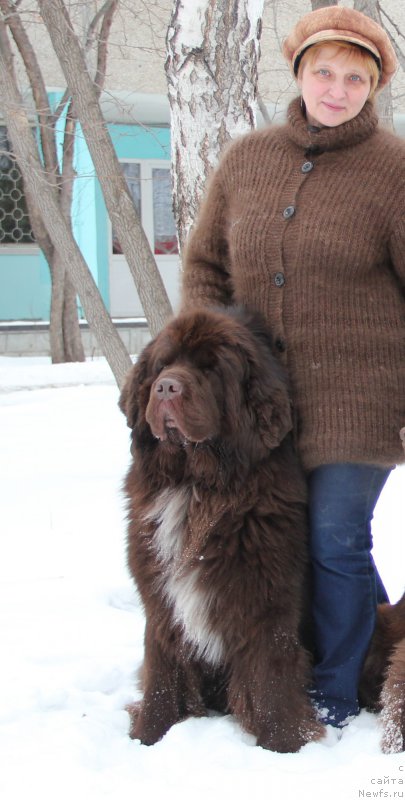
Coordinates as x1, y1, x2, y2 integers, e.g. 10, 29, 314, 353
181, 165, 234, 310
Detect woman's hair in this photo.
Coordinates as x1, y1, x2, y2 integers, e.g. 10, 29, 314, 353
298, 40, 380, 97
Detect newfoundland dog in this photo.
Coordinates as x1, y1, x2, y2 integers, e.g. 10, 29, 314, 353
119, 306, 405, 753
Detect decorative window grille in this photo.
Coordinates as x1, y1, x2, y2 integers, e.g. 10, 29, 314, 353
0, 126, 35, 244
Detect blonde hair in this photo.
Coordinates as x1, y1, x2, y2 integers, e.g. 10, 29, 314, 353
298, 40, 380, 97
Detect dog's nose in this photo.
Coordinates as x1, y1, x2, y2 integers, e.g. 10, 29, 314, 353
155, 377, 182, 399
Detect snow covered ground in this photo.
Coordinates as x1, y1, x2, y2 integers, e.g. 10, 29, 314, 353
1, 355, 404, 800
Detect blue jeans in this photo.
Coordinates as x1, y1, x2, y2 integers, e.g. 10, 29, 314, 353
308, 463, 391, 726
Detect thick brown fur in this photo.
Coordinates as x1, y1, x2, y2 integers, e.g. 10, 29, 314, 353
360, 594, 405, 753
119, 306, 405, 753
120, 306, 323, 752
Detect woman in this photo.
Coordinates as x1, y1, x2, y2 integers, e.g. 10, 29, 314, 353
180, 7, 405, 729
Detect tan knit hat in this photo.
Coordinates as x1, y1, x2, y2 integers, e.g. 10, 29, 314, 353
283, 6, 397, 89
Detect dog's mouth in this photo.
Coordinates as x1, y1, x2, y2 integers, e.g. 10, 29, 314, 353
164, 426, 192, 446
150, 413, 214, 446
162, 414, 190, 444
161, 413, 206, 445
147, 405, 192, 444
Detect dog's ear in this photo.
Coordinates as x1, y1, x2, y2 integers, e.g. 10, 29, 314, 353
231, 308, 293, 449
255, 384, 293, 449
118, 342, 153, 429
244, 336, 293, 449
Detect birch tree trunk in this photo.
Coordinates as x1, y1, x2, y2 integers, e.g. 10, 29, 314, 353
166, 0, 264, 251
38, 0, 173, 337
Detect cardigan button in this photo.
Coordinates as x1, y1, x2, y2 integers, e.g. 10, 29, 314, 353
302, 161, 314, 173
274, 272, 285, 287
283, 205, 295, 219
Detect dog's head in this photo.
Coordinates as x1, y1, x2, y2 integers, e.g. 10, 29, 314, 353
119, 307, 293, 478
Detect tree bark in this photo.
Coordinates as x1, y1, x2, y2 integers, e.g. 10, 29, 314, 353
0, 22, 132, 388
165, 0, 264, 251
63, 276, 85, 363
58, 106, 85, 363
38, 0, 173, 337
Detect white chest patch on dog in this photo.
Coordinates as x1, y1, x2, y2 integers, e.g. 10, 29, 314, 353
145, 487, 224, 667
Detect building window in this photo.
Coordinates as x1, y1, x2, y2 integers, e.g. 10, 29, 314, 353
0, 126, 35, 245
112, 160, 178, 256
112, 162, 141, 254
152, 168, 178, 255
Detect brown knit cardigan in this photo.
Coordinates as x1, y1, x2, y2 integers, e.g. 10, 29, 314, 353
181, 97, 405, 472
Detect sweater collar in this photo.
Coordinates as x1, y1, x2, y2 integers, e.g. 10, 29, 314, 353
286, 95, 379, 152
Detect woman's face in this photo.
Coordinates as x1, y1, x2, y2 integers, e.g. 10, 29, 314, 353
297, 45, 373, 128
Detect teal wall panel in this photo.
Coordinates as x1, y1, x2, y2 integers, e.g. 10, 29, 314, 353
0, 250, 50, 320
109, 124, 171, 161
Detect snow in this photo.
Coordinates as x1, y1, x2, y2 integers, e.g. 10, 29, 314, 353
1, 355, 404, 800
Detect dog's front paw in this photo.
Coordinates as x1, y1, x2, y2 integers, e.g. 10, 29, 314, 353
125, 701, 143, 740
381, 700, 405, 754
125, 699, 182, 745
257, 717, 325, 753
381, 722, 404, 754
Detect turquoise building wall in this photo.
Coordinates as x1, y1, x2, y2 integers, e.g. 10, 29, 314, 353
0, 250, 50, 320
0, 120, 171, 321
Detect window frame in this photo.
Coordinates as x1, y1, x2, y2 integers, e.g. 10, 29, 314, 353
111, 158, 178, 261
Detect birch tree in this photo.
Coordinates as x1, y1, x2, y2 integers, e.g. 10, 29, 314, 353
165, 0, 265, 251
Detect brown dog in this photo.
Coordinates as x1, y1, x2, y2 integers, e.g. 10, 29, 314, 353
119, 306, 405, 753
360, 594, 405, 753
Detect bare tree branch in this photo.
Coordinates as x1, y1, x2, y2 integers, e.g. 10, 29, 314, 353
378, 2, 405, 72
94, 0, 119, 92
257, 92, 271, 125
53, 1, 118, 121
353, 0, 394, 129
38, 0, 172, 337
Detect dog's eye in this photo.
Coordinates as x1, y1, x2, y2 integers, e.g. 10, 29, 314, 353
154, 360, 165, 374
196, 354, 216, 373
